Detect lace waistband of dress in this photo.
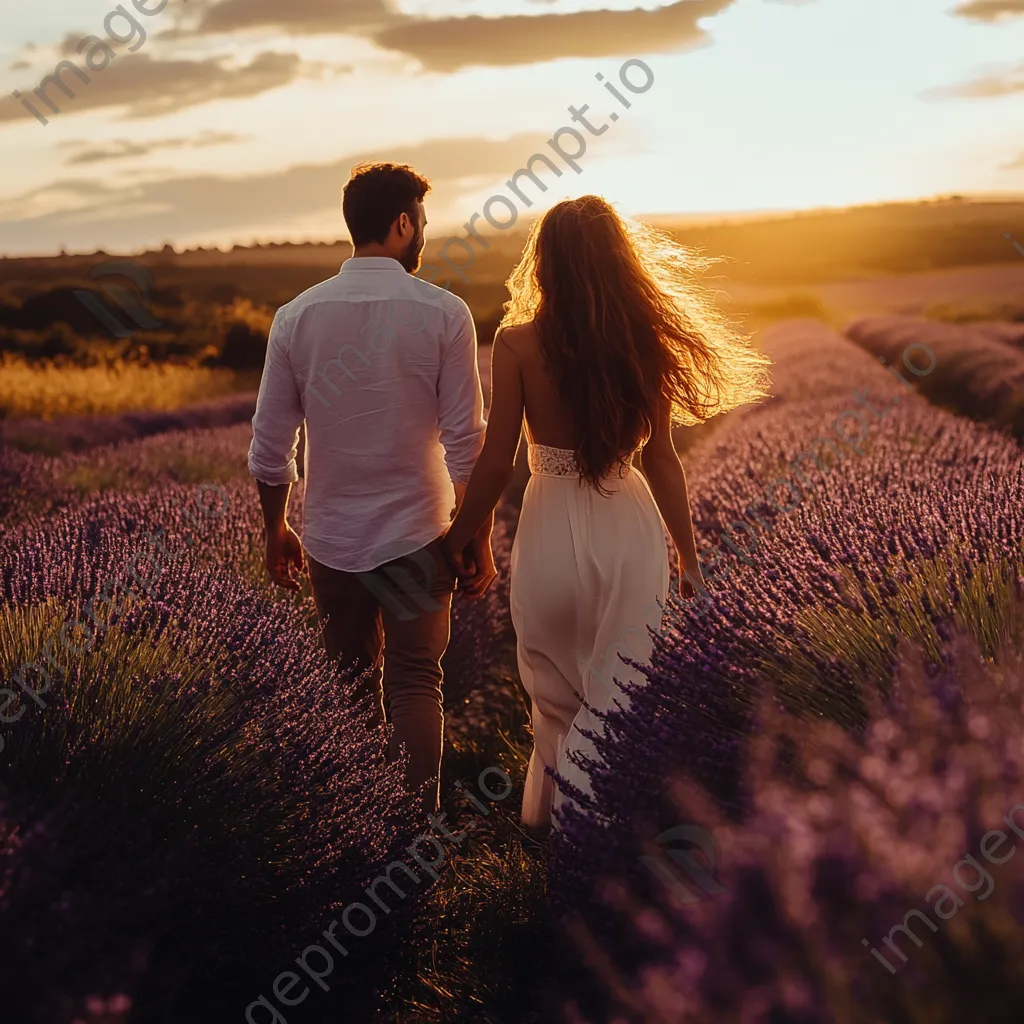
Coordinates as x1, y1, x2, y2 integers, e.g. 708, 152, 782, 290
527, 443, 631, 479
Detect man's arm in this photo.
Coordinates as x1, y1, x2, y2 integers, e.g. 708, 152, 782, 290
436, 303, 489, 586
249, 310, 306, 590
452, 481, 468, 518
437, 302, 487, 490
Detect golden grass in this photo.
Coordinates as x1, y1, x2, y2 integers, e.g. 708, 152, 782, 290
723, 292, 838, 333
764, 550, 1024, 728
59, 449, 248, 499
0, 354, 248, 420
923, 299, 1024, 324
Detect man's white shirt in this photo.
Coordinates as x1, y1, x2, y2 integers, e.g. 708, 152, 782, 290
248, 256, 486, 572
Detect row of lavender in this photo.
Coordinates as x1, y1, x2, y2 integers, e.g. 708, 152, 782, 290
847, 315, 1024, 440
551, 321, 1024, 1022
0, 392, 258, 458
0, 441, 514, 1020
0, 422, 254, 526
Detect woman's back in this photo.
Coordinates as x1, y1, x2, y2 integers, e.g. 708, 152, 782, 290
504, 317, 671, 828
500, 321, 579, 451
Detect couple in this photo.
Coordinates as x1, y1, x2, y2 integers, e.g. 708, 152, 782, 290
249, 162, 767, 832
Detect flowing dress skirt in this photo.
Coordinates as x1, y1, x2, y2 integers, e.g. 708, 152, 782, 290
510, 443, 670, 827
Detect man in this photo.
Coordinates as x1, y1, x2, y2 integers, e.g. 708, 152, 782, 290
248, 162, 495, 816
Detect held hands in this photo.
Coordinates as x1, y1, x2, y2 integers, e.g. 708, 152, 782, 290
265, 523, 305, 591
442, 531, 497, 599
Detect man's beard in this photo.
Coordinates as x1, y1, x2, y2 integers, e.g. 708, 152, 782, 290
399, 228, 424, 272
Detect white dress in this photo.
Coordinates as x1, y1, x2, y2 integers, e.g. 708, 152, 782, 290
510, 443, 671, 827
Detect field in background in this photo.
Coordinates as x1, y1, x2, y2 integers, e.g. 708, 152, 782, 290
0, 197, 1021, 424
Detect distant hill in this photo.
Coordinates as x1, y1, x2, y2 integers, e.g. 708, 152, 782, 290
1, 198, 1021, 341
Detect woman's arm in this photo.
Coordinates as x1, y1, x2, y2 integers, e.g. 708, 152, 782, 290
639, 397, 707, 596
443, 329, 524, 583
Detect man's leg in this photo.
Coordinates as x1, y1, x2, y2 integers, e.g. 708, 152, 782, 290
378, 536, 456, 815
306, 553, 385, 728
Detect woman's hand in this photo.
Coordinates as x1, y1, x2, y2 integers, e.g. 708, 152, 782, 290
460, 534, 497, 598
678, 570, 706, 601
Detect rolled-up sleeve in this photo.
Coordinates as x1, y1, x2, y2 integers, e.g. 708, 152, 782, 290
248, 309, 303, 485
437, 303, 486, 484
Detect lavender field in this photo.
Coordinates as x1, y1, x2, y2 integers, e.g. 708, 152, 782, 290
1, 315, 1022, 1023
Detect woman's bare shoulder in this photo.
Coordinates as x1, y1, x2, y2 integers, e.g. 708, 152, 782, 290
495, 321, 539, 357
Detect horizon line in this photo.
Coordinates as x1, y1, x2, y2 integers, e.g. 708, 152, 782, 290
3, 191, 1023, 261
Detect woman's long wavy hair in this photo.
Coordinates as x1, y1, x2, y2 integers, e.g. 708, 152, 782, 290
501, 195, 772, 489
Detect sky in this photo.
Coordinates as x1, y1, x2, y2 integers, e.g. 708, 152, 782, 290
0, 0, 1021, 256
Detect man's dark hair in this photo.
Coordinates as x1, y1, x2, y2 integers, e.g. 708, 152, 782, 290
342, 163, 431, 246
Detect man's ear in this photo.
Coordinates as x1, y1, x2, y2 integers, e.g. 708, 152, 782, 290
397, 212, 411, 237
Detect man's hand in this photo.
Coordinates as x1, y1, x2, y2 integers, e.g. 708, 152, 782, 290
266, 523, 305, 591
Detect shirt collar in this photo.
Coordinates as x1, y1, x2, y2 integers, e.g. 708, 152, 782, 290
340, 256, 407, 274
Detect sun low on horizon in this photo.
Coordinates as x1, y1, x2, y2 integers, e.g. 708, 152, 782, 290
0, 0, 1022, 257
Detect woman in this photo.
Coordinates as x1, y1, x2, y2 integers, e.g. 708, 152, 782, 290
442, 196, 770, 832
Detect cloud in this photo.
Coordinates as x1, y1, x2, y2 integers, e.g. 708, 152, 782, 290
1, 51, 305, 124
196, 0, 399, 35
369, 0, 736, 72
58, 33, 87, 58
1003, 152, 1024, 170
191, 0, 736, 70
0, 132, 572, 253
61, 131, 249, 165
953, 1, 1024, 20
928, 60, 1024, 99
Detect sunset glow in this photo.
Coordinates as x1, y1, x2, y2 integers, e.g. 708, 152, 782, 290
0, 0, 1022, 255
